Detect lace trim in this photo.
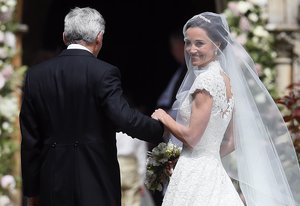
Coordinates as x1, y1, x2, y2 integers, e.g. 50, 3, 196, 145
189, 67, 234, 119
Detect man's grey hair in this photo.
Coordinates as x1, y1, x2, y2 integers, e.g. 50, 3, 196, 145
64, 7, 105, 45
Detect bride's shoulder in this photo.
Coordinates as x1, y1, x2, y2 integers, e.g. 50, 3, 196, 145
190, 71, 216, 94
195, 69, 214, 82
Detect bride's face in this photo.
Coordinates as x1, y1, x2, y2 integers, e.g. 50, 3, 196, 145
184, 27, 217, 67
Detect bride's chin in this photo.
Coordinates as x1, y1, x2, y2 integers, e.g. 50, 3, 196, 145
191, 61, 199, 66
192, 62, 204, 68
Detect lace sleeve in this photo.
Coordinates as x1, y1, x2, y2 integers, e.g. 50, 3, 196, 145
189, 71, 232, 118
189, 72, 219, 99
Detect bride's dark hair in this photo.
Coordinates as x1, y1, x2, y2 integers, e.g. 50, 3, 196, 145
183, 13, 228, 51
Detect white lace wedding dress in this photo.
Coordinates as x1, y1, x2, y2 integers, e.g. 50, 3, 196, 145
162, 61, 245, 206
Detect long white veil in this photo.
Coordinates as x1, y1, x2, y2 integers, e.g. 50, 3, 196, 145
172, 12, 300, 206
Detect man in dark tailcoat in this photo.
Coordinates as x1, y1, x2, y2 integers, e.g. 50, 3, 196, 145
19, 7, 164, 206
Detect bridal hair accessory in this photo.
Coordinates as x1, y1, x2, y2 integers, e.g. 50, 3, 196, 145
198, 15, 211, 23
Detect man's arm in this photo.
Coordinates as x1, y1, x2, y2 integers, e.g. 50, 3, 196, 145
96, 66, 164, 143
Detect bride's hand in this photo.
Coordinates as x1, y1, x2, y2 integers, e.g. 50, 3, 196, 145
152, 109, 171, 137
151, 111, 159, 120
151, 109, 166, 122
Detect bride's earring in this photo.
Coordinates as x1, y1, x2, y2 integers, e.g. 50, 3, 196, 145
214, 50, 218, 56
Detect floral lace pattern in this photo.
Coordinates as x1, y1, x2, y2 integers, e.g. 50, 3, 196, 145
162, 61, 244, 206
180, 61, 234, 123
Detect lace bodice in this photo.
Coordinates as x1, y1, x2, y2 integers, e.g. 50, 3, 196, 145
178, 61, 234, 157
162, 61, 244, 206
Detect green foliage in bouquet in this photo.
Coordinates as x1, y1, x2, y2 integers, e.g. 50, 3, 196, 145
223, 0, 277, 97
145, 142, 182, 192
0, 0, 27, 204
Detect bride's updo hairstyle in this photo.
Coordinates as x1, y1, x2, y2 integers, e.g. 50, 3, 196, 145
183, 12, 229, 51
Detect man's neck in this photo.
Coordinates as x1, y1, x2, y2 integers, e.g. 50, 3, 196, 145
67, 44, 92, 53
67, 42, 98, 57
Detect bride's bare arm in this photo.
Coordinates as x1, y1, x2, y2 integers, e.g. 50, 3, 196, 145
152, 90, 213, 148
219, 73, 235, 157
220, 117, 235, 157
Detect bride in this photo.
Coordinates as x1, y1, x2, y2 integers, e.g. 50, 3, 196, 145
152, 12, 300, 206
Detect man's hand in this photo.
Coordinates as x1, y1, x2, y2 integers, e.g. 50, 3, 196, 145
27, 196, 40, 206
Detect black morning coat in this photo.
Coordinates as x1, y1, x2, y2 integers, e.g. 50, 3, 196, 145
19, 49, 164, 206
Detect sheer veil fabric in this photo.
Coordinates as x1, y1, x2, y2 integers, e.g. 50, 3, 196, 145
171, 12, 300, 206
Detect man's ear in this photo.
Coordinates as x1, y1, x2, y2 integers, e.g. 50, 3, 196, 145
63, 32, 68, 45
96, 32, 103, 45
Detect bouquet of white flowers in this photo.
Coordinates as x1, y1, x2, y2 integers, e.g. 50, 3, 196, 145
145, 142, 182, 191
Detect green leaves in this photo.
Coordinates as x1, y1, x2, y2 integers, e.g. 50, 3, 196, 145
145, 142, 182, 192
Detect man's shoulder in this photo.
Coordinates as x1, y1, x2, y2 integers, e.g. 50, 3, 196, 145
28, 51, 118, 75
87, 58, 119, 77
61, 49, 118, 71
27, 57, 55, 75
94, 58, 117, 70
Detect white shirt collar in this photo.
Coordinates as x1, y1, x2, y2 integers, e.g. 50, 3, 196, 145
67, 44, 92, 53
